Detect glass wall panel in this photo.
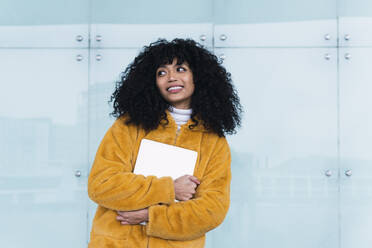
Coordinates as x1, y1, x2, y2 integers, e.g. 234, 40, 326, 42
339, 0, 372, 18
339, 0, 372, 46
206, 48, 339, 248
90, 0, 213, 48
214, 0, 336, 24
87, 48, 142, 237
0, 49, 89, 247
92, 0, 212, 24
0, 0, 89, 47
0, 0, 89, 25
213, 0, 337, 47
339, 47, 372, 248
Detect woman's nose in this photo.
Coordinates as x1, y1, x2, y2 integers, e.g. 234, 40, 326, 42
168, 70, 177, 81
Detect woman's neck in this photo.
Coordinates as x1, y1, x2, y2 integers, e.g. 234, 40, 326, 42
168, 106, 192, 129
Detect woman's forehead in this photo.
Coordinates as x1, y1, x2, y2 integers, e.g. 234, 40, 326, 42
158, 58, 190, 68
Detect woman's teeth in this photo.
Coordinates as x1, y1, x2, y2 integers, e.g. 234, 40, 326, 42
167, 86, 183, 91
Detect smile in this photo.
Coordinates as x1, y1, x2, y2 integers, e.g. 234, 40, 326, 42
167, 86, 183, 92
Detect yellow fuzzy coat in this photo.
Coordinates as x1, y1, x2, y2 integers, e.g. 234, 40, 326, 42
87, 110, 231, 248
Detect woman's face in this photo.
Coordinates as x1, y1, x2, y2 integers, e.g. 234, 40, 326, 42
156, 58, 195, 109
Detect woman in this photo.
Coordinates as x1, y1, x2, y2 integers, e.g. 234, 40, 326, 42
87, 38, 242, 248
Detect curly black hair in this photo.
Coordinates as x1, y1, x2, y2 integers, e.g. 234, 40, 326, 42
109, 38, 242, 137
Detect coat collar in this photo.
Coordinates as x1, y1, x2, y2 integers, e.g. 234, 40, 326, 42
160, 109, 208, 132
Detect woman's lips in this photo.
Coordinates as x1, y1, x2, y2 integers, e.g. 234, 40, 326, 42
168, 88, 183, 93
167, 85, 184, 93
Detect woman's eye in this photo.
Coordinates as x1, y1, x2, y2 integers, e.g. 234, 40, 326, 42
157, 70, 166, 76
177, 67, 186, 72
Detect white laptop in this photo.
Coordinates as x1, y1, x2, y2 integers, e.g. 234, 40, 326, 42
133, 139, 198, 179
134, 138, 198, 225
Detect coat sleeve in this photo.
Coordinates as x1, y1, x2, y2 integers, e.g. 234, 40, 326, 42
145, 137, 231, 241
87, 117, 175, 211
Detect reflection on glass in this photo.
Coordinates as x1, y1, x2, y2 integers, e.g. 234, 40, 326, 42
0, 0, 89, 25
87, 49, 140, 235
339, 0, 372, 17
0, 49, 88, 247
205, 48, 338, 248
339, 48, 372, 248
92, 0, 213, 24
214, 0, 337, 24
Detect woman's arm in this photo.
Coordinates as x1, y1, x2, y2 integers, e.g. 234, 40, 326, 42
87, 117, 175, 211
145, 137, 232, 241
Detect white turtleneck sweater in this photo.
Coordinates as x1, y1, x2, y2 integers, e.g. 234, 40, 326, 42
168, 106, 192, 130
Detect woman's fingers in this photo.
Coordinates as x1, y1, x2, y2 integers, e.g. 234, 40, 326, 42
116, 215, 126, 221
189, 182, 197, 189
174, 175, 201, 201
117, 210, 127, 216
185, 194, 193, 201
117, 215, 134, 225
188, 175, 201, 185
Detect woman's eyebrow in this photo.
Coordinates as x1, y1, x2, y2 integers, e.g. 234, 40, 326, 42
157, 64, 176, 69
158, 64, 169, 69
157, 63, 187, 69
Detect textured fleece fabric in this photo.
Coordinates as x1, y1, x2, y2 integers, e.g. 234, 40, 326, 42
87, 109, 232, 248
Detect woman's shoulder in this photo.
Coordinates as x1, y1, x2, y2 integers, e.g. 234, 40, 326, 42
202, 131, 230, 153
113, 113, 134, 127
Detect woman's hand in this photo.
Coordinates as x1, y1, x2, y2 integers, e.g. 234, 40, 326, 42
116, 208, 149, 225
174, 175, 201, 201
